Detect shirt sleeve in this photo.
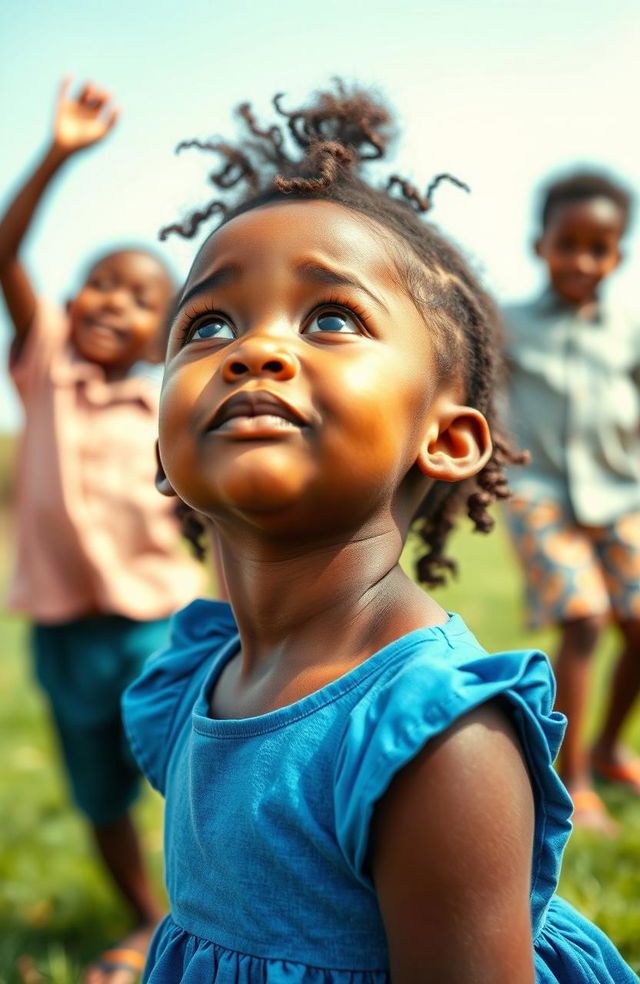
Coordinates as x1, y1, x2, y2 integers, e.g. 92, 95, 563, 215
9, 298, 70, 401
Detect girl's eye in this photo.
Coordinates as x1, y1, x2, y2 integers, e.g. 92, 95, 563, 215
304, 310, 359, 335
189, 317, 235, 342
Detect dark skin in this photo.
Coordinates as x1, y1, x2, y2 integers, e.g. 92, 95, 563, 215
0, 79, 171, 984
534, 197, 640, 830
158, 199, 536, 981
534, 197, 623, 309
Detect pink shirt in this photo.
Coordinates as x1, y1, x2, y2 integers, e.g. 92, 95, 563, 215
8, 299, 204, 624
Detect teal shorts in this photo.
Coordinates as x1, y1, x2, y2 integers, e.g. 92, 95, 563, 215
33, 614, 171, 825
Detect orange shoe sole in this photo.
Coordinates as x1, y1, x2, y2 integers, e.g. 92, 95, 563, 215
592, 758, 640, 790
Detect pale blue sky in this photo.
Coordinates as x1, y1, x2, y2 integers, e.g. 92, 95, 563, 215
1, 0, 639, 429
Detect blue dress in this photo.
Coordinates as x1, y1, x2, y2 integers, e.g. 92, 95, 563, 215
123, 600, 637, 983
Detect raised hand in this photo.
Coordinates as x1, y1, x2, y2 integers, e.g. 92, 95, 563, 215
0, 79, 118, 341
52, 77, 119, 156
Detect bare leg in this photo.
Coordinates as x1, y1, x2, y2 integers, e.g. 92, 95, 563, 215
554, 616, 603, 790
553, 615, 617, 833
83, 813, 164, 984
592, 617, 640, 791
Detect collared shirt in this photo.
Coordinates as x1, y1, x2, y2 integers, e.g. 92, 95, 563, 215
8, 299, 204, 623
502, 290, 640, 526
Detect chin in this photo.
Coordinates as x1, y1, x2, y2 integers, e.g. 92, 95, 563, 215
196, 451, 316, 521
222, 473, 308, 516
553, 281, 597, 305
74, 341, 119, 367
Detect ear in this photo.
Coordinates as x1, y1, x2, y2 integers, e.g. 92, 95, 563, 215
155, 440, 177, 497
416, 401, 492, 483
533, 237, 545, 259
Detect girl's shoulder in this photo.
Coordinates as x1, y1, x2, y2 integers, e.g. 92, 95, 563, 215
346, 614, 562, 734
122, 599, 238, 793
335, 617, 571, 885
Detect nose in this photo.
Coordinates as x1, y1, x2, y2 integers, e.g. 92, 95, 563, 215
221, 335, 298, 382
102, 287, 130, 312
573, 252, 597, 275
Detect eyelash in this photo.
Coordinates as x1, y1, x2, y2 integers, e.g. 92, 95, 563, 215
176, 295, 371, 346
176, 304, 233, 346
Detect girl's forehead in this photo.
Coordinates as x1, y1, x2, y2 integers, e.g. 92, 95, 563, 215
185, 199, 402, 287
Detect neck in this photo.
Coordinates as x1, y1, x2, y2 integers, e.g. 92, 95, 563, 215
551, 287, 600, 317
216, 522, 445, 677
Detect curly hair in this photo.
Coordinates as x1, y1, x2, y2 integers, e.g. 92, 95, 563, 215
162, 81, 525, 586
540, 170, 633, 232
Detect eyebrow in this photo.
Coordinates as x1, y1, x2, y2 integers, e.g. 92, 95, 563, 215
295, 261, 389, 312
174, 259, 390, 317
175, 264, 241, 314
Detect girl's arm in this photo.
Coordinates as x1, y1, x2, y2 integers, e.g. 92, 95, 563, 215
0, 78, 118, 346
371, 701, 536, 984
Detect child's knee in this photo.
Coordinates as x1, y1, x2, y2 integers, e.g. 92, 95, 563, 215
560, 614, 605, 652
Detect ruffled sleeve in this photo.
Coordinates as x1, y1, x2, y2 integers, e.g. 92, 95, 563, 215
333, 621, 572, 926
123, 599, 238, 794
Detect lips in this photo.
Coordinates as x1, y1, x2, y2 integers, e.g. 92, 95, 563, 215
206, 391, 309, 433
83, 319, 128, 338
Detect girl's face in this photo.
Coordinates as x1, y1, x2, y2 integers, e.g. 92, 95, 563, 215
160, 200, 486, 538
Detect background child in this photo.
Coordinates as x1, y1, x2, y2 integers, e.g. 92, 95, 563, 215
502, 171, 640, 834
123, 85, 636, 981
0, 79, 203, 983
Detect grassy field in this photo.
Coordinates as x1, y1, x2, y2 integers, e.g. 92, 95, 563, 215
0, 484, 639, 980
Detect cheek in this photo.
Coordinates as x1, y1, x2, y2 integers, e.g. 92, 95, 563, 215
133, 320, 161, 350
331, 356, 432, 462
157, 398, 197, 505
600, 256, 619, 275
159, 372, 195, 440
158, 365, 213, 471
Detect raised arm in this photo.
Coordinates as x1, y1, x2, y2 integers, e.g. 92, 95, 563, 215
0, 78, 119, 345
371, 701, 536, 984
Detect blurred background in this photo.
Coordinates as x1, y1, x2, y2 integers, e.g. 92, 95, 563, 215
1, 0, 640, 432
1, 0, 639, 980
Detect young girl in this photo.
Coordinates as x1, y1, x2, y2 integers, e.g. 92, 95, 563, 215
123, 86, 636, 982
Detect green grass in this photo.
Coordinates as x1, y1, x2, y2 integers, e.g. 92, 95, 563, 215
0, 506, 639, 979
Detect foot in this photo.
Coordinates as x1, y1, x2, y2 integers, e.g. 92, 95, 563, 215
591, 750, 640, 794
82, 923, 158, 984
570, 788, 619, 837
